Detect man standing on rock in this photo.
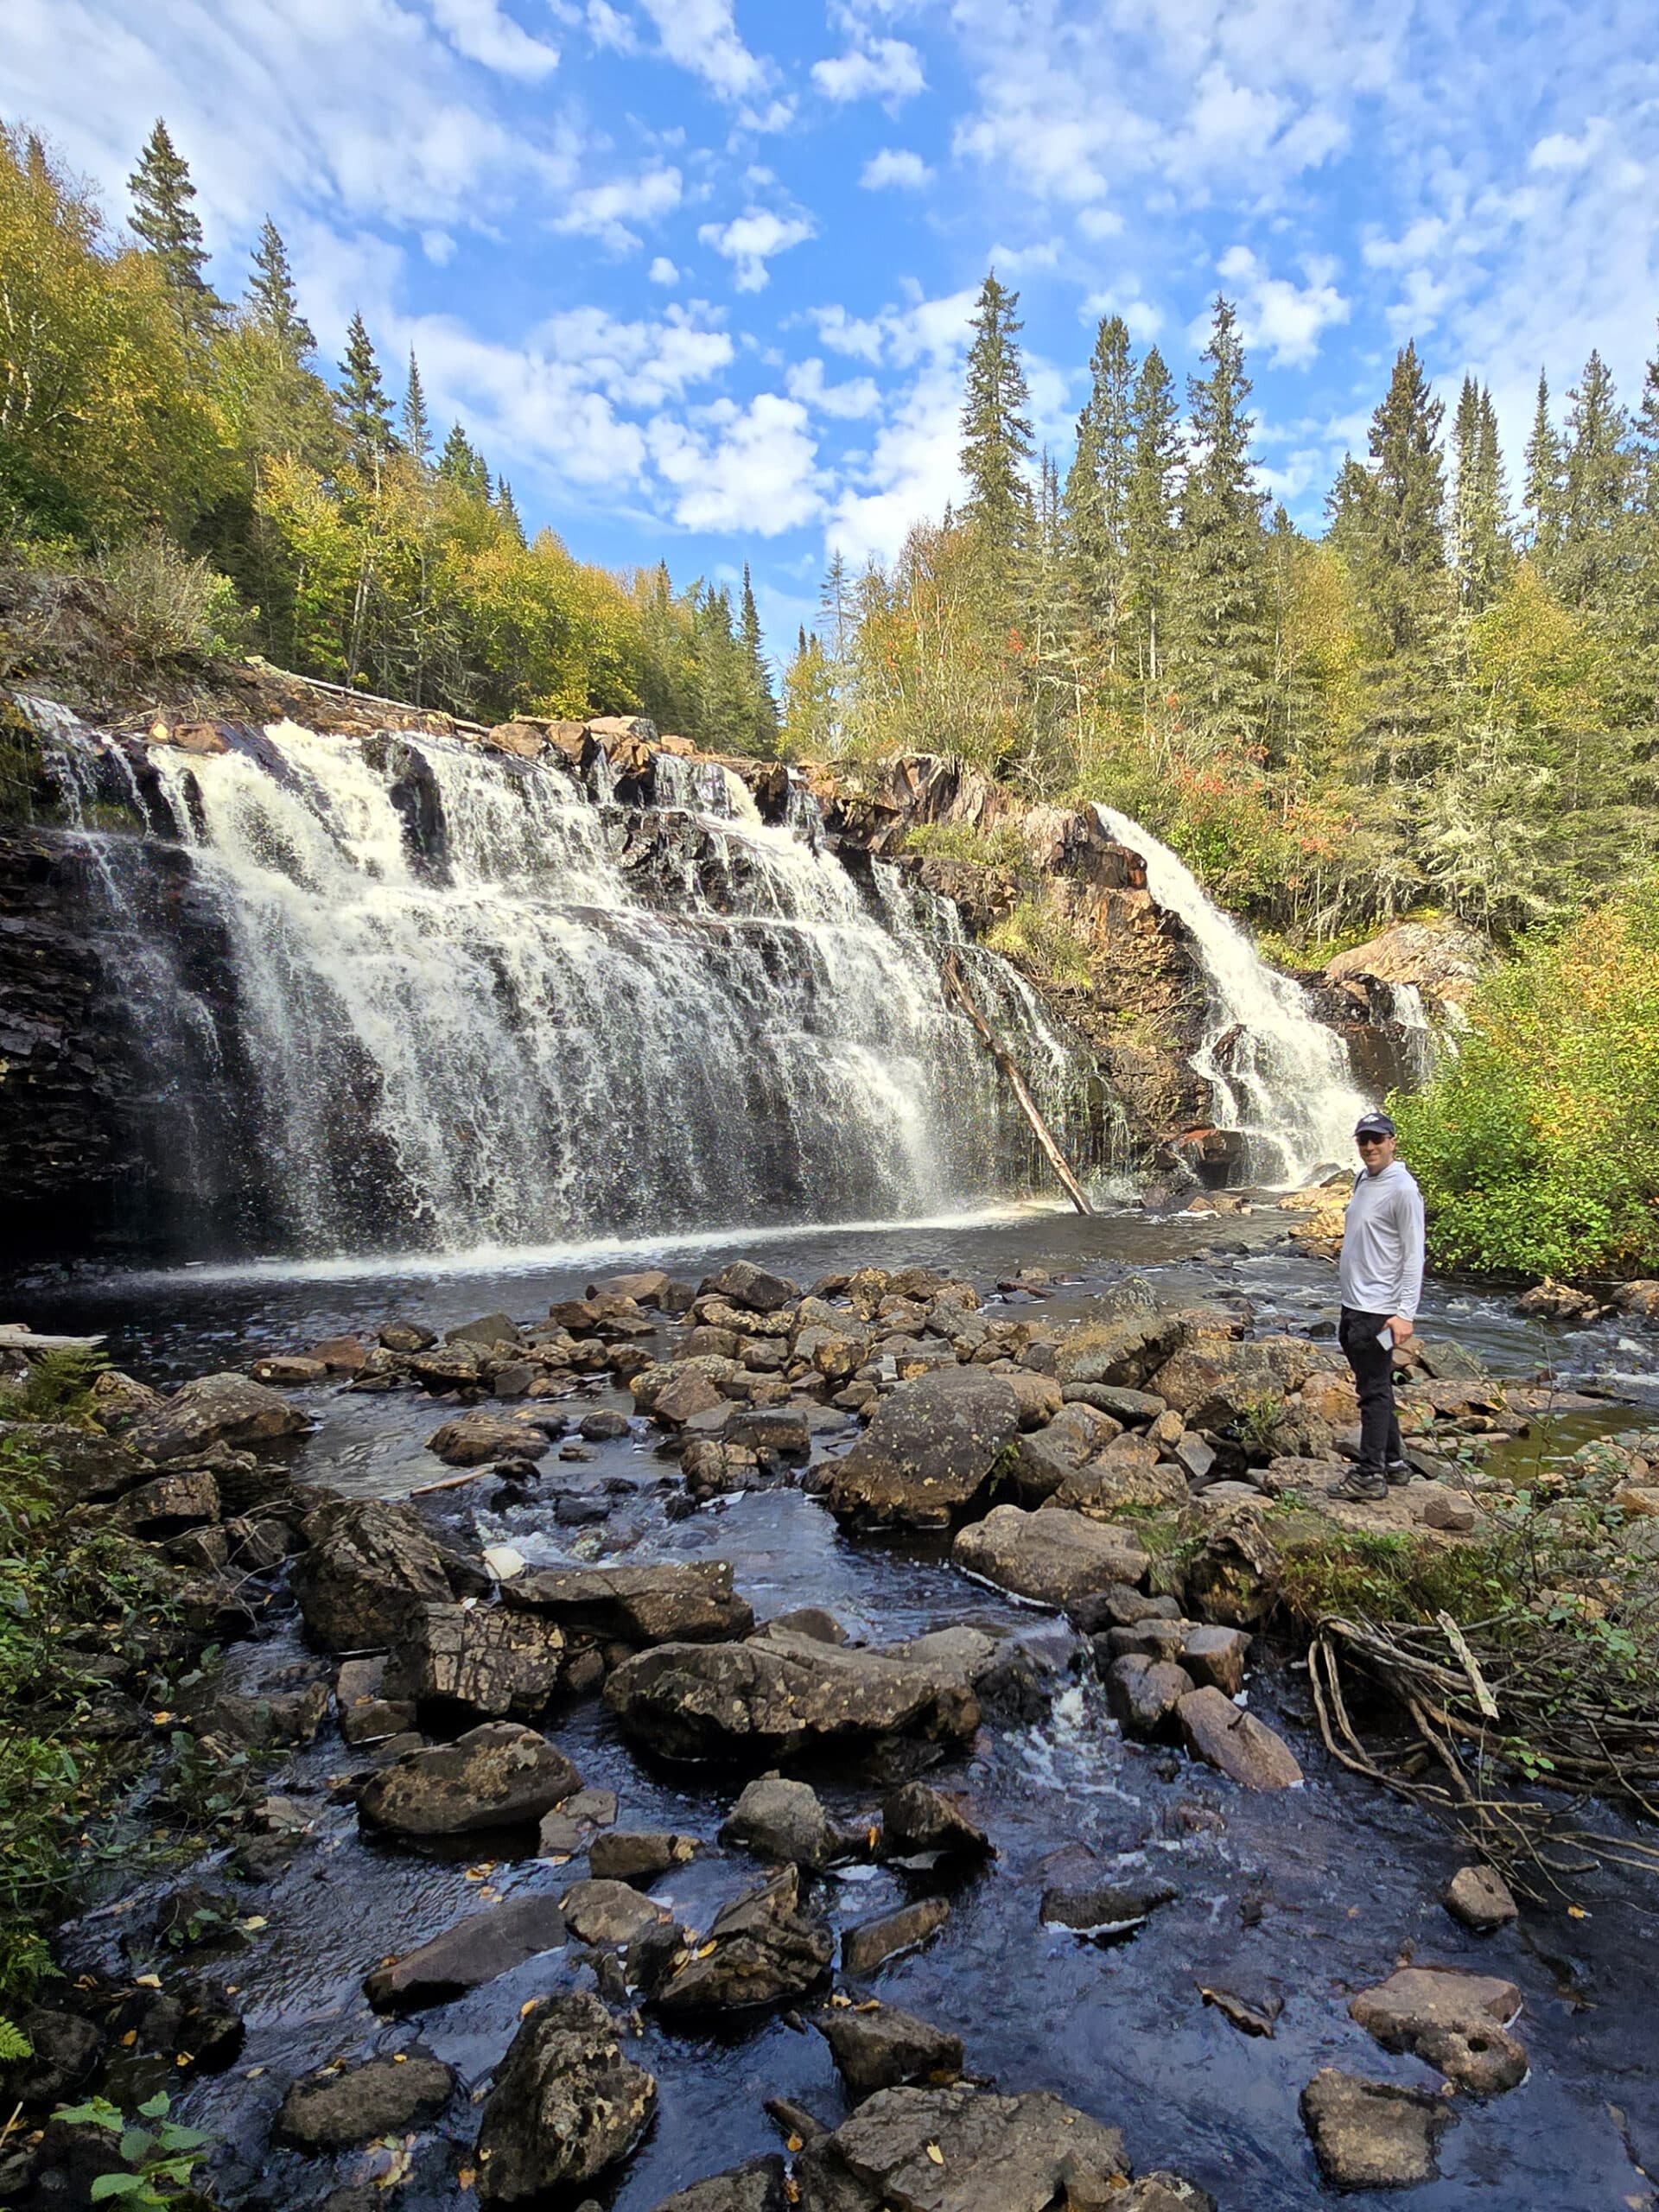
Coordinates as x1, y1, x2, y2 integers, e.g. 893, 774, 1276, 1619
1332, 1111, 1426, 1504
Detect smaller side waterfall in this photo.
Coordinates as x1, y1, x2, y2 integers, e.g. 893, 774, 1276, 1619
1093, 804, 1370, 1184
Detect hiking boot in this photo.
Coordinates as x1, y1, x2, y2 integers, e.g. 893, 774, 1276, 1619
1331, 1467, 1389, 1503
1383, 1459, 1414, 1487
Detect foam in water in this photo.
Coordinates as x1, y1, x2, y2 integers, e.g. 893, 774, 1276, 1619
1092, 803, 1370, 1183
38, 712, 1101, 1256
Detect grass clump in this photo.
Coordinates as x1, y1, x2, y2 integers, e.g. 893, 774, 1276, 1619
900, 817, 1030, 869
986, 896, 1095, 988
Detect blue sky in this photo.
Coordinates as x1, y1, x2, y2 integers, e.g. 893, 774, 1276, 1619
10, 1, 1659, 658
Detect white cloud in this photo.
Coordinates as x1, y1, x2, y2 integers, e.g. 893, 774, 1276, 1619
1529, 118, 1610, 172
812, 37, 925, 105
1216, 244, 1350, 367
585, 0, 636, 50
1076, 206, 1123, 241
861, 147, 933, 190
422, 229, 457, 264
1082, 289, 1165, 342
786, 356, 884, 418
635, 0, 769, 100
648, 255, 680, 284
428, 0, 560, 79
648, 393, 823, 532
555, 164, 682, 251
698, 206, 815, 290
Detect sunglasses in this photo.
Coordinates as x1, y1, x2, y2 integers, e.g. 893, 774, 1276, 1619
1356, 1134, 1391, 1146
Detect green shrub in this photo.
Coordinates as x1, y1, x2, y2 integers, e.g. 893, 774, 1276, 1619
0, 1344, 108, 1427
49, 2093, 212, 2207
900, 817, 1030, 869
91, 535, 249, 665
986, 896, 1095, 988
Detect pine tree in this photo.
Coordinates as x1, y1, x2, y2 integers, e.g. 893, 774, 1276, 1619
439, 422, 490, 500
1557, 348, 1631, 611
1449, 378, 1510, 614
1523, 371, 1563, 560
245, 219, 314, 357
1123, 345, 1181, 684
1062, 314, 1134, 657
336, 312, 397, 475
1176, 297, 1268, 739
493, 477, 525, 543
402, 351, 432, 467
737, 563, 780, 753
1363, 340, 1446, 653
958, 272, 1033, 556
127, 118, 222, 338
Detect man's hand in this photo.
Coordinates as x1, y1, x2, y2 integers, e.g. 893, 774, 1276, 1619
1387, 1314, 1415, 1344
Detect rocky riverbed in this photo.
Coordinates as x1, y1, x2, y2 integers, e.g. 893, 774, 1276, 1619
5, 1208, 1659, 2210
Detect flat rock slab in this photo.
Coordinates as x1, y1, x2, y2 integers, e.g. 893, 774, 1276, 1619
474, 1991, 656, 2206
815, 2002, 964, 2097
841, 1896, 949, 1977
605, 1630, 979, 1765
126, 1372, 309, 1462
1348, 1966, 1527, 2093
1300, 2068, 1457, 2189
826, 1369, 1021, 1529
365, 1892, 568, 2010
560, 1878, 670, 1948
1443, 1864, 1518, 1933
276, 2055, 455, 2147
797, 2084, 1128, 2212
426, 1412, 552, 1467
650, 1867, 833, 2019
358, 1722, 580, 1838
385, 1602, 563, 1719
721, 1776, 853, 1870
650, 2157, 790, 2212
291, 1498, 453, 1652
1177, 1688, 1302, 1790
589, 1831, 700, 1884
952, 1505, 1151, 1608
503, 1560, 753, 1645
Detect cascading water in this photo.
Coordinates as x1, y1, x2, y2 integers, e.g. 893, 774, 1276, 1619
33, 710, 1103, 1258
1092, 804, 1370, 1184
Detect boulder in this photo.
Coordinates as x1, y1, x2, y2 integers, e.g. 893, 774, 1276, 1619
335, 1655, 417, 1745
0, 2007, 103, 2111
86, 1369, 166, 1433
253, 1354, 331, 1388
1050, 1430, 1186, 1515
1300, 2069, 1457, 2190
1443, 1864, 1519, 1934
1039, 1878, 1175, 1934
560, 1878, 669, 1948
826, 1369, 1021, 1529
111, 1467, 220, 1535
502, 1560, 753, 1645
1179, 1624, 1251, 1695
1347, 1966, 1527, 2094
952, 1505, 1150, 1609
126, 1372, 308, 1462
1145, 1338, 1314, 1427
364, 1893, 567, 2010
380, 1320, 437, 1352
537, 1786, 618, 1854
1106, 1655, 1193, 1740
795, 2085, 1127, 2212
276, 2055, 455, 2148
650, 2158, 790, 2212
445, 1312, 523, 1348
427, 1412, 553, 1467
474, 1992, 656, 2205
704, 1261, 800, 1313
721, 1776, 854, 1869
385, 1602, 564, 1719
291, 1498, 453, 1651
359, 1722, 580, 1838
841, 1897, 949, 1977
650, 1866, 833, 2018
0, 1422, 154, 1504
605, 1629, 979, 1765
1007, 1371, 1064, 1428
1054, 1315, 1184, 1391
1183, 1514, 1281, 1627
589, 1831, 700, 1884
1177, 1688, 1301, 1789
878, 1781, 991, 1864
723, 1405, 810, 1457
815, 2003, 963, 2098
599, 1269, 672, 1306
1011, 1402, 1122, 1503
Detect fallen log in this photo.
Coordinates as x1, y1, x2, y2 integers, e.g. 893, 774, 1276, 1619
940, 955, 1094, 1217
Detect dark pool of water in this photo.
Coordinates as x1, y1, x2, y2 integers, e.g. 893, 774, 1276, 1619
24, 1203, 1659, 2209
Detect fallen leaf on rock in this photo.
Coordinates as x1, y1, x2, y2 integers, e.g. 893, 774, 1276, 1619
926, 2143, 944, 2165
1199, 1986, 1282, 2037
786, 2134, 804, 2152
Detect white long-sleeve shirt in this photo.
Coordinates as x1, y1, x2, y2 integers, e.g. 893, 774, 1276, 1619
1338, 1160, 1426, 1318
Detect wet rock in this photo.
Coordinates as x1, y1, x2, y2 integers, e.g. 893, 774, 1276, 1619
1300, 2069, 1457, 2189
335, 1655, 417, 1745
816, 2002, 964, 2097
132, 1973, 244, 2070
724, 1405, 811, 1457
721, 1775, 855, 1868
597, 1268, 672, 1306
0, 1421, 154, 1504
1348, 1966, 1527, 2093
292, 1497, 454, 1651
251, 1353, 329, 1386
878, 1781, 991, 1863
578, 1408, 632, 1441
365, 1893, 567, 2009
561, 1878, 669, 1947
359, 1721, 581, 1837
536, 1787, 618, 1854
1179, 1624, 1251, 1695
841, 1895, 949, 1976
952, 1504, 1151, 1609
651, 1866, 834, 2018
126, 1371, 309, 1462
827, 1368, 1021, 1529
1105, 1655, 1194, 1739
380, 1319, 436, 1352
445, 1311, 523, 1348
651, 2157, 790, 2212
474, 1990, 656, 2206
276, 2054, 456, 2148
427, 1411, 553, 1467
385, 1601, 564, 1719
1443, 1865, 1519, 1933
1116, 2176, 1216, 2212
504, 1560, 752, 1645
590, 1830, 700, 1883
605, 1628, 979, 1765
0, 2007, 102, 2110
213, 1672, 330, 1747
795, 2084, 1127, 2212
1039, 1878, 1175, 1934
1177, 1688, 1301, 1789
705, 1261, 799, 1313
111, 1466, 220, 1535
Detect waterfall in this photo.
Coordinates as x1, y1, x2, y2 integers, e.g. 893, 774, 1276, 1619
33, 711, 1102, 1258
1092, 804, 1370, 1184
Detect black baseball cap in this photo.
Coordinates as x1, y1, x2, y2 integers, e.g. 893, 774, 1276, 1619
1355, 1111, 1396, 1139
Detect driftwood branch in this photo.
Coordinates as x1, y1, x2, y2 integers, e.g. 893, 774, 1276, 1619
940, 954, 1094, 1217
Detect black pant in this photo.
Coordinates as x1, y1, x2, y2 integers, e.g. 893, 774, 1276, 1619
1339, 1306, 1403, 1475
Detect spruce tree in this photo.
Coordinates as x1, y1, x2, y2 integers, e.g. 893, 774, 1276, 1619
1176, 297, 1268, 739
958, 272, 1033, 555
127, 118, 222, 338
493, 477, 525, 543
1062, 314, 1134, 657
336, 312, 398, 474
1450, 378, 1510, 614
1558, 348, 1631, 611
246, 219, 314, 357
1363, 340, 1446, 653
1523, 371, 1564, 560
1123, 345, 1181, 683
402, 352, 432, 467
739, 563, 781, 754
439, 421, 490, 500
